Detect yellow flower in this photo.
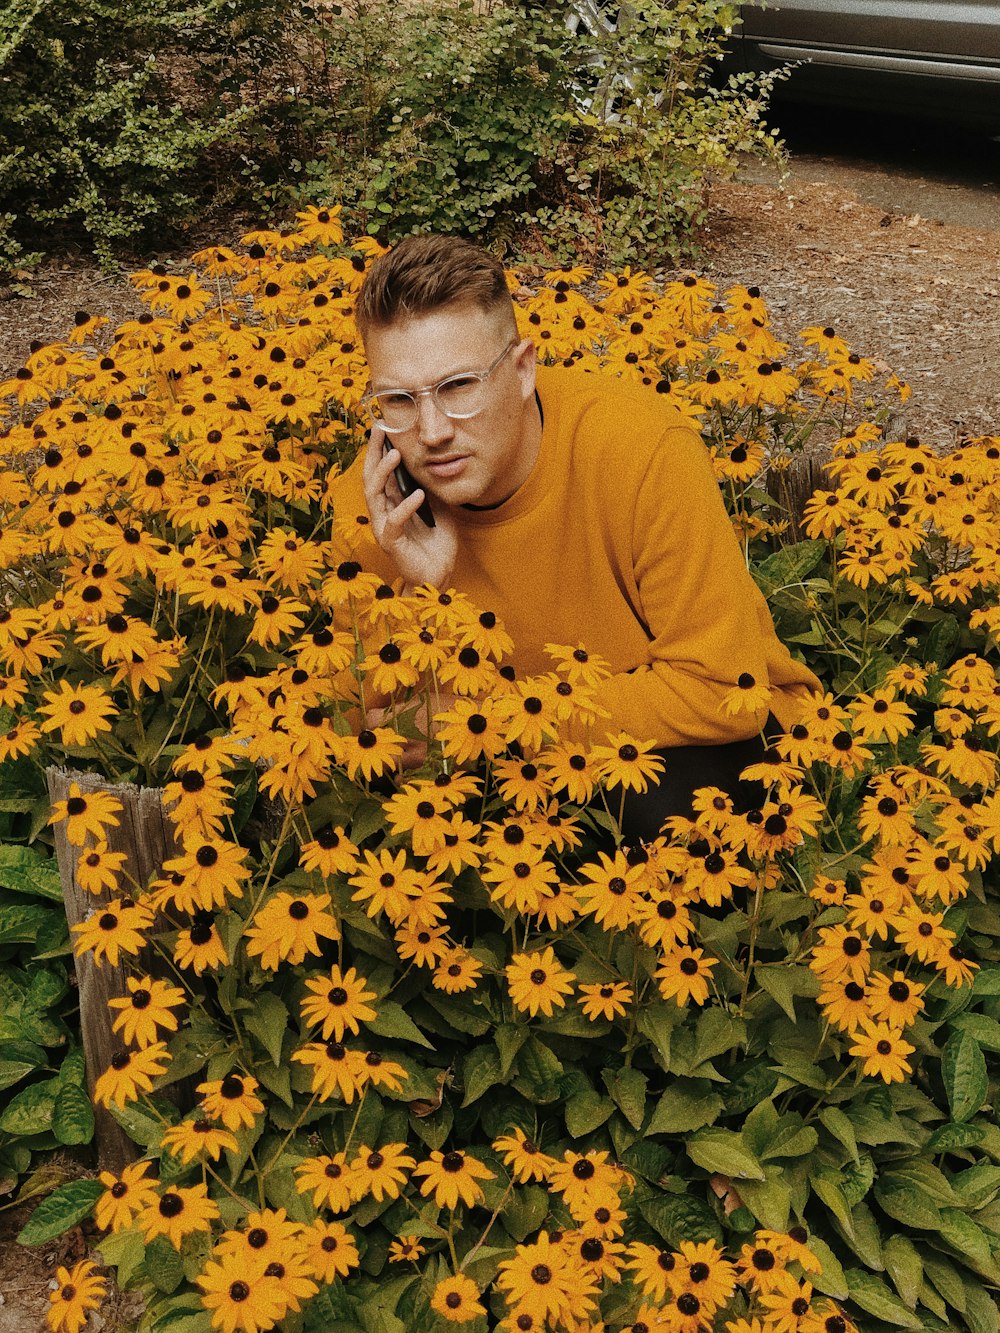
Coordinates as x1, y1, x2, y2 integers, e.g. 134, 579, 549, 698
413, 1149, 496, 1209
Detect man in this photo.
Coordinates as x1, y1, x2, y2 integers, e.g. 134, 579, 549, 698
333, 234, 820, 836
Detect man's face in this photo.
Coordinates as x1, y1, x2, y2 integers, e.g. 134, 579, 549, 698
363, 303, 538, 509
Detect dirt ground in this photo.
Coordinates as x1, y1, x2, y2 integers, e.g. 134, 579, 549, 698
2, 169, 999, 447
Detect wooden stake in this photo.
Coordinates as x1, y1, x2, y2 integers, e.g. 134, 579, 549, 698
47, 767, 180, 1175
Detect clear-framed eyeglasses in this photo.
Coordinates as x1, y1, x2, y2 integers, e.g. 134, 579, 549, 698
362, 339, 519, 434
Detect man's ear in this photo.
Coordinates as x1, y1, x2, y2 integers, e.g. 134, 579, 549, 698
513, 337, 537, 401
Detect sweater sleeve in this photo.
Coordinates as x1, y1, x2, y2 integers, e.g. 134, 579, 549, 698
589, 425, 774, 748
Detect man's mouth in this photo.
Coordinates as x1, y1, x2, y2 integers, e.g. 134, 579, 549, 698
424, 455, 470, 479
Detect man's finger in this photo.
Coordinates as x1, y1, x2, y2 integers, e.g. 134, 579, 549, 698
382, 488, 427, 539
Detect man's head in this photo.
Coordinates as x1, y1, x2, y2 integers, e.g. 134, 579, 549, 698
358, 235, 539, 510
355, 234, 516, 342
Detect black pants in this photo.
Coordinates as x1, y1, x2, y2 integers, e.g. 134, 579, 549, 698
617, 716, 779, 846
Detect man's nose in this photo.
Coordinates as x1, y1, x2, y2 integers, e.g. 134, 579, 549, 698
414, 391, 453, 445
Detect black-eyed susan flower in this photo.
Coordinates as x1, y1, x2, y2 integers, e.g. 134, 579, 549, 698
337, 725, 406, 782
38, 680, 117, 748
138, 1182, 219, 1249
94, 1160, 160, 1233
300, 1218, 360, 1283
197, 1255, 287, 1333
295, 1152, 355, 1212
173, 913, 230, 974
413, 1148, 495, 1210
72, 898, 153, 967
196, 1072, 265, 1131
159, 1117, 239, 1165
349, 1142, 416, 1202
506, 946, 575, 1017
436, 696, 506, 764
47, 1259, 107, 1333
162, 837, 251, 912
592, 731, 666, 793
818, 979, 870, 1033
492, 1127, 554, 1184
578, 980, 633, 1022
300, 964, 377, 1041
291, 1039, 368, 1102
50, 783, 122, 847
430, 1273, 487, 1324
75, 841, 129, 896
108, 976, 185, 1048
655, 947, 717, 1006
848, 1020, 915, 1083
809, 924, 870, 985
433, 946, 483, 994
388, 1234, 426, 1263
495, 1231, 599, 1327
245, 891, 340, 969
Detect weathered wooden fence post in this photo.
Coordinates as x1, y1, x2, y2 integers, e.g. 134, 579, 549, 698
46, 767, 180, 1175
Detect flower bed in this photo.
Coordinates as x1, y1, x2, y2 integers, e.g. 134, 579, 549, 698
2, 212, 1000, 1333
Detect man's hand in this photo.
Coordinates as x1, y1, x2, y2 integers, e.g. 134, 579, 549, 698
362, 425, 458, 590
365, 690, 458, 773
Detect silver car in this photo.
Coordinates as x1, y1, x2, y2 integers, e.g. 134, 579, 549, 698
732, 0, 1000, 124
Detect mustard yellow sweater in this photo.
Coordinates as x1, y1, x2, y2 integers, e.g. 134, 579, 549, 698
333, 363, 820, 746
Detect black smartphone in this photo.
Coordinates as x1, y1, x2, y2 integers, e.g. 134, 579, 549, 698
384, 439, 435, 528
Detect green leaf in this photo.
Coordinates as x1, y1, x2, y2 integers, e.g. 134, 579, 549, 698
648, 1083, 724, 1135
942, 1030, 988, 1123
146, 1236, 185, 1293
494, 1024, 527, 1077
243, 993, 289, 1067
884, 1234, 923, 1311
753, 539, 826, 596
637, 1192, 722, 1247
874, 1180, 941, 1230
938, 1207, 998, 1276
972, 968, 1000, 997
52, 1081, 94, 1146
760, 1115, 818, 1161
923, 1251, 968, 1313
460, 1044, 501, 1108
755, 963, 818, 1021
0, 843, 62, 900
819, 1107, 860, 1163
95, 1228, 145, 1287
736, 1172, 792, 1231
635, 1000, 676, 1069
16, 1179, 103, 1245
808, 1235, 848, 1300
0, 902, 53, 945
811, 1169, 856, 1237
963, 1284, 1000, 1333
845, 1268, 924, 1328
926, 1122, 985, 1152
0, 1078, 58, 1136
950, 1012, 1000, 1053
604, 1067, 647, 1130
0, 1055, 41, 1093
502, 1185, 548, 1242
924, 614, 960, 667
368, 1000, 434, 1049
564, 1088, 614, 1138
512, 1038, 563, 1103
686, 1127, 765, 1180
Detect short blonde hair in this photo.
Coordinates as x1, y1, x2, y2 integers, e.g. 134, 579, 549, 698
356, 234, 515, 339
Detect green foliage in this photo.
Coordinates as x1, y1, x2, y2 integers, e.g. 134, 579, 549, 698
0, 0, 781, 280
0, 750, 88, 1188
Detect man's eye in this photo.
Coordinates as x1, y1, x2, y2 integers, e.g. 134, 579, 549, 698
380, 392, 414, 410
438, 376, 478, 398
